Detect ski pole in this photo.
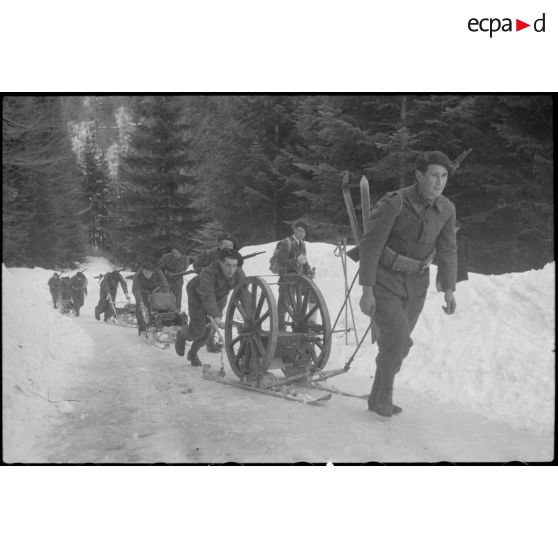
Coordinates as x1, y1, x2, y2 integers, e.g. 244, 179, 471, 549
334, 240, 350, 345
342, 241, 348, 345
323, 268, 360, 350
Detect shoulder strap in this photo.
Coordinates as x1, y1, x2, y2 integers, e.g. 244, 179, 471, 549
394, 191, 404, 217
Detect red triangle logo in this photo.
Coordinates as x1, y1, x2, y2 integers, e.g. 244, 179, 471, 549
516, 19, 530, 31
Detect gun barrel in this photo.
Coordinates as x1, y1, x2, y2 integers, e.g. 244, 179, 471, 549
453, 147, 472, 170
240, 250, 266, 260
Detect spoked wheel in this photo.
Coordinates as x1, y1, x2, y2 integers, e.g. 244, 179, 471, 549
225, 277, 279, 383
279, 275, 332, 370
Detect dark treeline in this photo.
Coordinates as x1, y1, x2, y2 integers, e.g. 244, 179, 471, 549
2, 95, 553, 274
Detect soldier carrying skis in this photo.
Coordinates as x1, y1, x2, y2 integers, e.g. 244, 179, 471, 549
358, 151, 458, 417
95, 269, 131, 322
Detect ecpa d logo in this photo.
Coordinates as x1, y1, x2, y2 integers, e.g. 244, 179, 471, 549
468, 13, 546, 37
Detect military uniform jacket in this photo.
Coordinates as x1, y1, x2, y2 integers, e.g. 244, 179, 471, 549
132, 269, 170, 303
157, 252, 189, 283
276, 236, 312, 275
100, 272, 128, 297
359, 184, 457, 297
70, 274, 88, 293
60, 277, 72, 297
190, 260, 248, 318
48, 276, 61, 292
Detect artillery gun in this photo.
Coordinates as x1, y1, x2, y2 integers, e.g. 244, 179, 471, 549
217, 273, 352, 395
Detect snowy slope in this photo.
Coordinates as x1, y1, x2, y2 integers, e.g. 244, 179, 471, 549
240, 242, 555, 432
2, 246, 555, 461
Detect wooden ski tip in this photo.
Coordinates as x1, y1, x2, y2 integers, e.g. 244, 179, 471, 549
341, 170, 349, 187
360, 175, 369, 187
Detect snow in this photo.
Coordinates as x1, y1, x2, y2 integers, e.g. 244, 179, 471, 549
2, 245, 555, 463
241, 242, 555, 433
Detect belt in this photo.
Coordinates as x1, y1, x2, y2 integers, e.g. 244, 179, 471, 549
380, 246, 436, 275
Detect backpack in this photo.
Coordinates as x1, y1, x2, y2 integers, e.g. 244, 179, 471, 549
269, 237, 292, 274
150, 292, 177, 312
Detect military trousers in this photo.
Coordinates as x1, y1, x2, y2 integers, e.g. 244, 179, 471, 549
370, 282, 427, 410
71, 289, 85, 316
49, 288, 59, 308
185, 281, 211, 354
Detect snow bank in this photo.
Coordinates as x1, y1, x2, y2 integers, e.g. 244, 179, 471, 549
239, 242, 555, 433
1, 258, 117, 462
2, 247, 554, 457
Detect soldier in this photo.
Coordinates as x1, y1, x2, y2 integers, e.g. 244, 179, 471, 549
47, 272, 61, 308
132, 259, 170, 334
59, 276, 73, 312
157, 246, 189, 310
275, 220, 315, 329
175, 248, 249, 367
95, 270, 132, 322
192, 234, 239, 274
69, 271, 88, 317
191, 233, 240, 352
359, 151, 458, 418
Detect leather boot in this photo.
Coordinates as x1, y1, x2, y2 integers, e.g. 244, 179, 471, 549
367, 372, 381, 411
187, 350, 202, 367
373, 369, 395, 417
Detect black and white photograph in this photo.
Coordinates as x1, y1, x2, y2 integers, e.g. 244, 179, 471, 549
2, 94, 554, 464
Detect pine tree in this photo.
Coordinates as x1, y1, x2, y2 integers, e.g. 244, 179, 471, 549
3, 96, 86, 268
279, 95, 378, 241
115, 96, 196, 261
80, 131, 111, 252
191, 95, 300, 245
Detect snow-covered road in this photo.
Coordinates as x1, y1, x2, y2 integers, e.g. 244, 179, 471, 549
3, 251, 554, 463
38, 314, 552, 463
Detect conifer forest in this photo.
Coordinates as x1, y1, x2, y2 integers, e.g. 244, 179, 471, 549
2, 95, 553, 274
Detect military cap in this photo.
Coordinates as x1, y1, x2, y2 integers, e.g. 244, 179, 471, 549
415, 151, 454, 176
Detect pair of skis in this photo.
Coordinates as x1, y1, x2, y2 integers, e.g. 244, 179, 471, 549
341, 171, 371, 245
342, 148, 472, 243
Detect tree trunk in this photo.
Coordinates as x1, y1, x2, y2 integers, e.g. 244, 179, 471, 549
399, 95, 407, 188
